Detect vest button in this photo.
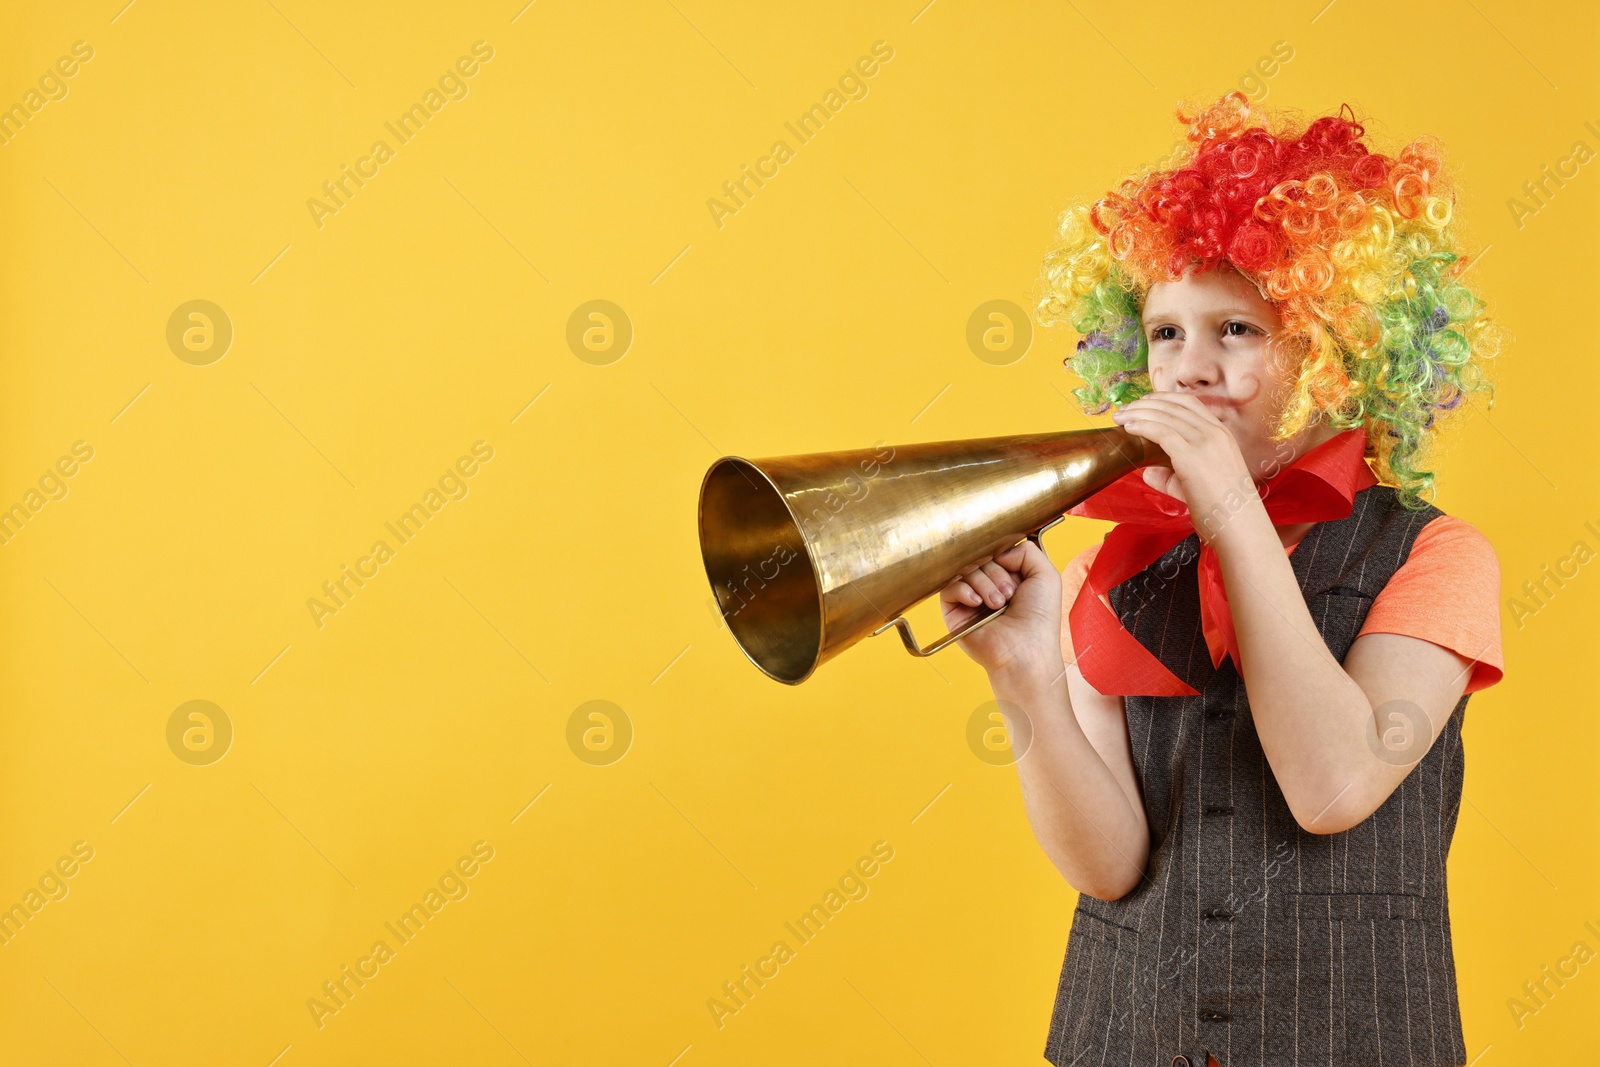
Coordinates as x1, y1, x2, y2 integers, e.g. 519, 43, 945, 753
1204, 908, 1235, 921
1171, 1057, 1192, 1067
1204, 707, 1230, 719
1203, 805, 1234, 816
1203, 1010, 1231, 1022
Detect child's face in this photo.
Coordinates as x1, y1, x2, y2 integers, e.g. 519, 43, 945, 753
1140, 263, 1334, 478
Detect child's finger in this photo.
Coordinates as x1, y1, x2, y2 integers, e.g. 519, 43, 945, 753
939, 577, 983, 608
995, 542, 1030, 569
1116, 397, 1212, 440
964, 565, 1006, 608
978, 560, 1018, 597
1142, 391, 1229, 426
1009, 537, 1055, 579
1113, 412, 1192, 453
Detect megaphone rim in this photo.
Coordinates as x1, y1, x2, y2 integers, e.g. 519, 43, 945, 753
697, 455, 827, 686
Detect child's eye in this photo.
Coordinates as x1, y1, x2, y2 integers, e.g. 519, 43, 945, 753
1149, 325, 1180, 342
1223, 321, 1257, 337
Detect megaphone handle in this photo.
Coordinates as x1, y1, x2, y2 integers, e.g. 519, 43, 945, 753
872, 514, 1066, 658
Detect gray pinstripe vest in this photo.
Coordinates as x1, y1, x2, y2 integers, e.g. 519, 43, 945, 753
1044, 485, 1472, 1067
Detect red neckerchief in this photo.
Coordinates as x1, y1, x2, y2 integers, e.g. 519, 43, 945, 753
1065, 428, 1376, 696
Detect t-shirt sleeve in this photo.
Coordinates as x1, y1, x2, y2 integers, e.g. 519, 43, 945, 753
1357, 514, 1504, 693
1059, 542, 1104, 665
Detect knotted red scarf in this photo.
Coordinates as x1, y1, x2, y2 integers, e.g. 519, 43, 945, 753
1065, 428, 1376, 696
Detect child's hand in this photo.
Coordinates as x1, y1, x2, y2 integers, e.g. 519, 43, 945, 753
1111, 391, 1257, 542
937, 539, 1062, 679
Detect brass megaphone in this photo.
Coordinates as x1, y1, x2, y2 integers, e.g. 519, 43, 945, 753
697, 426, 1169, 684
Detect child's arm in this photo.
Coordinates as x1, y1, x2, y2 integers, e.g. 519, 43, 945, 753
1113, 394, 1474, 834
1212, 505, 1473, 833
943, 541, 1151, 900
990, 657, 1151, 900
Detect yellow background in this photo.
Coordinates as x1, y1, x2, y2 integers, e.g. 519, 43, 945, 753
0, 1, 1594, 1064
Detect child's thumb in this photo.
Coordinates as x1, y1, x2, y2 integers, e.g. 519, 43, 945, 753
1014, 536, 1054, 577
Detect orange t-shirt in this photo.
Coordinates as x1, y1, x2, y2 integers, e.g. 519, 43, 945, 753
1058, 514, 1504, 694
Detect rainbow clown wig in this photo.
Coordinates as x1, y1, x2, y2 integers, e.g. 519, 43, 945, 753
1037, 93, 1498, 509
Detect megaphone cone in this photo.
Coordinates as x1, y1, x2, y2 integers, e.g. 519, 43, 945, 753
697, 426, 1166, 684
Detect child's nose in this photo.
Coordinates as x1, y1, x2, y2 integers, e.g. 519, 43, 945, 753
1171, 341, 1219, 389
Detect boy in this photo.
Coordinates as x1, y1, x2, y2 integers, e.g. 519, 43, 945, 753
941, 94, 1503, 1067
